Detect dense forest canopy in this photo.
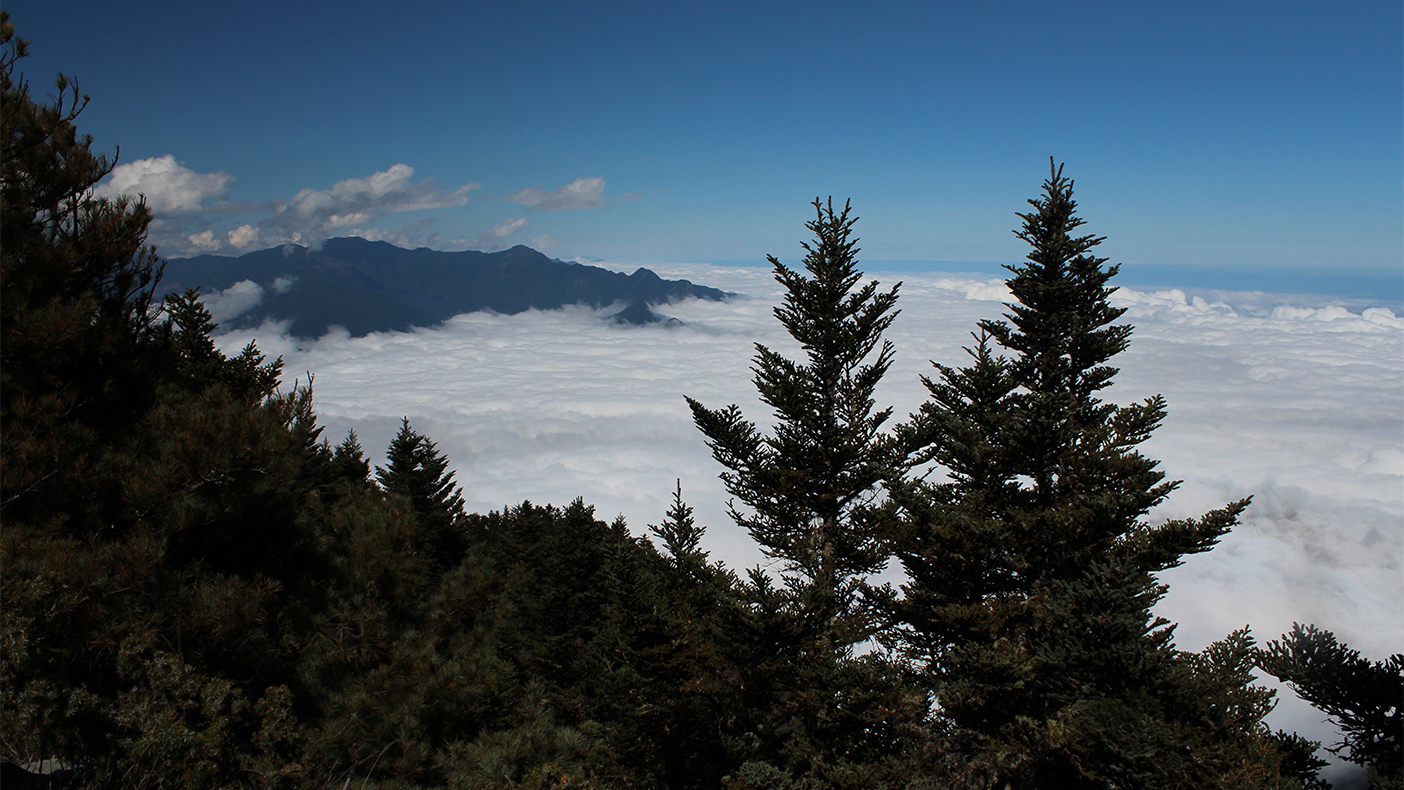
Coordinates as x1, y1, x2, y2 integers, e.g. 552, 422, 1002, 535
2, 16, 1399, 789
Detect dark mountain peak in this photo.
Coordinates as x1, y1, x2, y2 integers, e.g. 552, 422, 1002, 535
610, 300, 682, 326
160, 237, 733, 338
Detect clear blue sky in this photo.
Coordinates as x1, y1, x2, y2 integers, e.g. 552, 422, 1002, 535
8, 0, 1401, 298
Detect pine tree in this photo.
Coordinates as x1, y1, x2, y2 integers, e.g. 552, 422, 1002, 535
1, 20, 329, 782
687, 197, 901, 653
894, 161, 1294, 788
1, 12, 171, 534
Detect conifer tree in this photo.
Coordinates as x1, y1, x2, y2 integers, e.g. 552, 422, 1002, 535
649, 479, 709, 568
329, 429, 373, 486
1, 12, 171, 533
0, 18, 332, 782
687, 197, 901, 653
1261, 624, 1403, 788
894, 161, 1295, 788
376, 417, 468, 566
687, 199, 929, 787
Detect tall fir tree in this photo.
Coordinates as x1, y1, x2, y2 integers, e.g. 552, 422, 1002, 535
688, 199, 928, 787
687, 197, 901, 654
649, 480, 707, 567
893, 161, 1304, 788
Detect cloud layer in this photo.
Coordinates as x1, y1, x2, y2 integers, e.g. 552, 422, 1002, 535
212, 266, 1401, 759
203, 279, 266, 323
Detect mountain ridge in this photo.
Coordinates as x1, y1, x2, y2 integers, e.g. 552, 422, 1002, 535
160, 237, 732, 337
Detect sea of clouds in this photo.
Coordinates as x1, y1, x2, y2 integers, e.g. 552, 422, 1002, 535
210, 264, 1402, 774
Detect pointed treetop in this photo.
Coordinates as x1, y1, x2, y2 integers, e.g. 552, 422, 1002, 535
983, 158, 1132, 414
375, 417, 466, 528
649, 479, 707, 565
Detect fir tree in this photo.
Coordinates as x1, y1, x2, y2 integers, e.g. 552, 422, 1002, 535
326, 429, 373, 489
649, 479, 708, 568
1261, 624, 1403, 788
376, 417, 468, 566
687, 197, 901, 653
688, 199, 927, 787
894, 161, 1295, 788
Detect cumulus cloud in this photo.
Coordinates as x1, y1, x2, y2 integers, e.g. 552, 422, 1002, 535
228, 224, 260, 248
187, 229, 222, 251
128, 162, 484, 254
210, 266, 1401, 759
334, 219, 470, 251
266, 163, 478, 247
504, 177, 605, 211
100, 158, 602, 256
93, 155, 233, 213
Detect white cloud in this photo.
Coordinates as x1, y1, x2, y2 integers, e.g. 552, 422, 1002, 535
187, 229, 221, 251
267, 164, 479, 247
228, 224, 260, 248
202, 279, 264, 323
210, 266, 1402, 759
94, 155, 233, 214
473, 217, 529, 250
271, 276, 297, 294
341, 220, 444, 249
504, 177, 605, 211
104, 158, 568, 255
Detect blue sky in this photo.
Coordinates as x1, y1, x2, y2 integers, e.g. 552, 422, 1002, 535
9, 0, 1402, 299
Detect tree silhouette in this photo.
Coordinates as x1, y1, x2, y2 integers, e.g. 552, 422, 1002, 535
893, 161, 1301, 788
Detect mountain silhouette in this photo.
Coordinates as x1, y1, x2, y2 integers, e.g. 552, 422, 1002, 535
159, 237, 732, 337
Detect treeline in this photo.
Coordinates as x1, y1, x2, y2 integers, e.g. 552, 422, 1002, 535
2, 17, 1399, 790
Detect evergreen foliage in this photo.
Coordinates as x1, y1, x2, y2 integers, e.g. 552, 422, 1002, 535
376, 417, 469, 567
1, 12, 170, 539
686, 199, 930, 787
1261, 624, 1404, 788
650, 480, 708, 567
891, 160, 1302, 788
3, 17, 321, 783
328, 429, 373, 488
686, 197, 901, 653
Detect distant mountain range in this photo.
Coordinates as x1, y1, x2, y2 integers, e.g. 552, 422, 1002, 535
159, 237, 733, 337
